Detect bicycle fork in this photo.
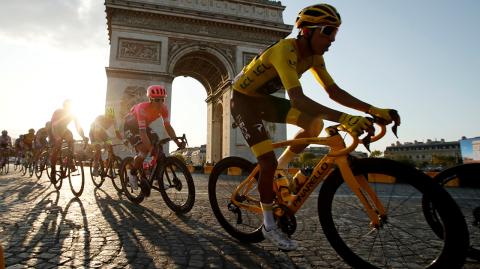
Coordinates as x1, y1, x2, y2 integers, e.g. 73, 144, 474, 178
336, 158, 386, 228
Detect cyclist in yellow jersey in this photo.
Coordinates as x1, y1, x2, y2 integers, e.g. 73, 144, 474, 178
231, 4, 400, 251
22, 129, 36, 153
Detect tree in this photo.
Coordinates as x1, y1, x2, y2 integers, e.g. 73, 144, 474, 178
432, 155, 457, 168
173, 153, 187, 165
299, 152, 316, 167
370, 150, 383, 158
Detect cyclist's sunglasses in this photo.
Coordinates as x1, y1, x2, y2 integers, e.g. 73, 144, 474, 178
307, 25, 338, 37
150, 98, 165, 102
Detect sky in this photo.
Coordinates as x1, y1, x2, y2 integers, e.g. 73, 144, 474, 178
0, 0, 479, 154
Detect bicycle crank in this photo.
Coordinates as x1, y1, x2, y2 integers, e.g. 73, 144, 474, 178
227, 201, 242, 224
273, 204, 296, 236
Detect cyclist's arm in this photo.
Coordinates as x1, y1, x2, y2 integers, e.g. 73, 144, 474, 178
73, 117, 86, 139
310, 60, 371, 113
164, 123, 178, 140
324, 83, 371, 113
161, 106, 184, 148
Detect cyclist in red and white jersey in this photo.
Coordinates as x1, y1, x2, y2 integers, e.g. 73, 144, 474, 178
123, 85, 185, 192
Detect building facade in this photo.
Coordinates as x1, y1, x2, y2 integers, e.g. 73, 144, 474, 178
384, 139, 461, 168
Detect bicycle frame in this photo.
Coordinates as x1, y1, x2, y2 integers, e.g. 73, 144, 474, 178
231, 125, 388, 228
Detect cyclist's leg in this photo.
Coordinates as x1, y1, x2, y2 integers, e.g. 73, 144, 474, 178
123, 119, 147, 189
279, 108, 323, 169
62, 130, 76, 170
50, 126, 65, 166
89, 128, 100, 168
231, 91, 298, 250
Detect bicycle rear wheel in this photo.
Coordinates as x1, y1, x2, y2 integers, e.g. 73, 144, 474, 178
68, 156, 85, 197
318, 158, 469, 269
120, 157, 144, 204
208, 156, 263, 243
110, 156, 123, 193
90, 157, 105, 188
157, 156, 195, 214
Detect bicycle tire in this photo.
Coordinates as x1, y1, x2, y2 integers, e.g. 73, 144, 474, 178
28, 161, 34, 177
120, 157, 144, 204
208, 156, 263, 243
21, 162, 28, 176
13, 156, 19, 171
110, 156, 123, 193
0, 161, 3, 174
49, 162, 64, 190
157, 156, 195, 214
318, 157, 469, 269
427, 163, 480, 261
90, 158, 105, 188
3, 156, 9, 174
34, 155, 45, 179
68, 157, 85, 197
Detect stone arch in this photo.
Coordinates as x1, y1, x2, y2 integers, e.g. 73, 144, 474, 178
168, 45, 235, 95
104, 0, 291, 163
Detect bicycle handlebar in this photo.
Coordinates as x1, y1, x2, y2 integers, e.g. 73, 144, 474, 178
156, 134, 188, 150
327, 115, 399, 156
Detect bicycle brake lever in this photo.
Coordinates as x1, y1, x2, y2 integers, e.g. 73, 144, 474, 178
392, 124, 399, 138
389, 110, 401, 138
362, 118, 375, 152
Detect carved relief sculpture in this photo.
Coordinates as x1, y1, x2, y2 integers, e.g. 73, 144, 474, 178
118, 38, 161, 63
120, 86, 147, 117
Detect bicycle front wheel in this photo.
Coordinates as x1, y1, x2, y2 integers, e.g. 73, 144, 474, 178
21, 161, 28, 176
110, 156, 123, 193
34, 153, 47, 179
90, 158, 105, 188
208, 156, 263, 243
157, 156, 195, 214
48, 160, 64, 190
68, 157, 85, 197
318, 158, 469, 269
120, 157, 144, 204
28, 161, 34, 177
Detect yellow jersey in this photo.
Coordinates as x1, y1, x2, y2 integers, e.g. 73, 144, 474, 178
232, 38, 335, 96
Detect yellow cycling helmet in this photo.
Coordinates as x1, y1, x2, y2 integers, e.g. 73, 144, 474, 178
295, 4, 341, 28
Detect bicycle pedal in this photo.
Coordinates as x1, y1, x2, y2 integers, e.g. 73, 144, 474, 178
140, 180, 151, 197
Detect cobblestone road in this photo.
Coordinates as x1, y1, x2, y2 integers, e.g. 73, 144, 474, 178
1, 168, 479, 268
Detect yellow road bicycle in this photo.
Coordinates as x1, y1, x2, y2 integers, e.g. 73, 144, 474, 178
208, 122, 469, 268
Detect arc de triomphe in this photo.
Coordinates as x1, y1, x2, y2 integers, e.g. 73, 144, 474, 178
104, 0, 292, 163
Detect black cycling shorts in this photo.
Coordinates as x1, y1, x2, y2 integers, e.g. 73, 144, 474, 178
123, 113, 158, 147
